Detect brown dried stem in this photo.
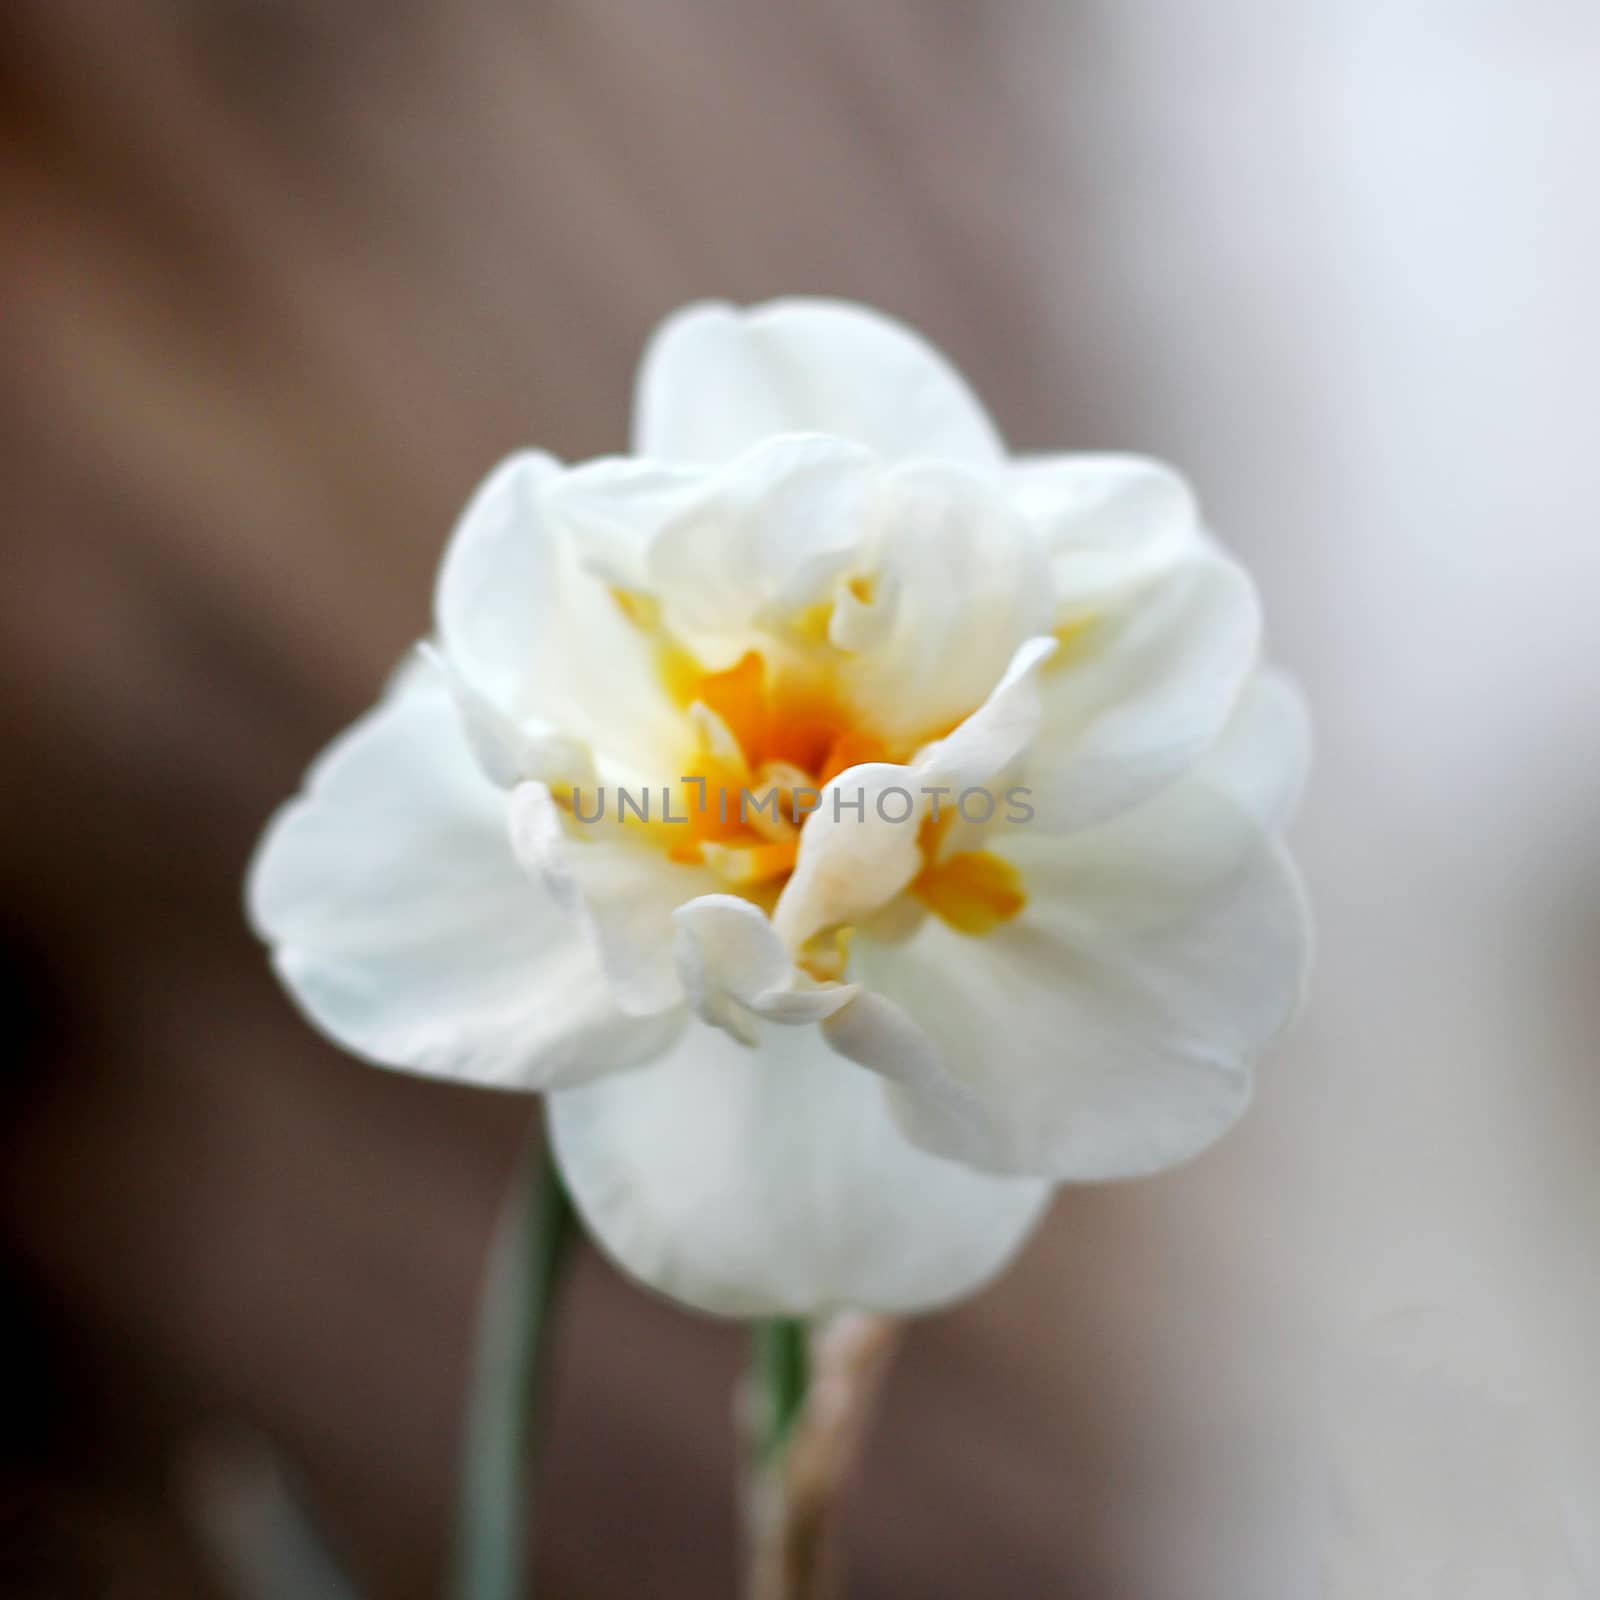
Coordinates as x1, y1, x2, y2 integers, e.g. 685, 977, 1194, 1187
743, 1313, 904, 1600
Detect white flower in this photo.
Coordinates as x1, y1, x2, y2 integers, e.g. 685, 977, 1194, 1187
248, 299, 1311, 1318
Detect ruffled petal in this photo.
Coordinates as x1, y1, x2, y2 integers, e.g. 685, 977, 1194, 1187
247, 662, 676, 1088
423, 645, 595, 791
841, 460, 1053, 742
821, 990, 997, 1161
547, 1015, 1050, 1316
855, 768, 1310, 1179
434, 451, 683, 781
545, 434, 877, 658
508, 781, 714, 1017
633, 299, 1005, 467
673, 895, 856, 1044
1008, 452, 1201, 596
1200, 667, 1313, 831
914, 633, 1057, 790
1025, 549, 1262, 830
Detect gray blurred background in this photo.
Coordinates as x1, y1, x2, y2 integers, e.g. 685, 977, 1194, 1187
2, 2, 1597, 1595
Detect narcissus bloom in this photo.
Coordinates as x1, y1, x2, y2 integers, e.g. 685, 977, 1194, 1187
249, 299, 1310, 1316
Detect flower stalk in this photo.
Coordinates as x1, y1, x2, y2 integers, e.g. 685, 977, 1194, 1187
454, 1136, 575, 1600
753, 1319, 811, 1462
744, 1313, 903, 1600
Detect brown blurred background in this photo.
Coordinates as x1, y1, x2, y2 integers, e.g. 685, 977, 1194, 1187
2, 3, 1598, 1596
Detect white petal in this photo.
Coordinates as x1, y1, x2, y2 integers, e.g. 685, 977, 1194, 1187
537, 455, 704, 593
1009, 452, 1201, 597
821, 990, 997, 1163
422, 645, 594, 791
841, 460, 1054, 742
549, 434, 877, 652
913, 633, 1058, 790
827, 562, 899, 652
1201, 667, 1313, 831
548, 1015, 1050, 1316
633, 299, 1005, 467
1026, 549, 1262, 830
770, 636, 1056, 953
771, 763, 927, 952
656, 435, 877, 642
508, 781, 712, 1018
434, 451, 682, 779
855, 776, 1310, 1179
247, 665, 674, 1089
674, 895, 856, 1044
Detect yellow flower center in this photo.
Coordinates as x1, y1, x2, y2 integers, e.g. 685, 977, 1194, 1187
609, 588, 1026, 944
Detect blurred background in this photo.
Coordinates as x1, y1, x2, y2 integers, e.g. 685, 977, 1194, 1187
2, 2, 1598, 1595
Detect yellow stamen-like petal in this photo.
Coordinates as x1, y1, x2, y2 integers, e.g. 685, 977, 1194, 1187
911, 850, 1027, 937
702, 837, 801, 888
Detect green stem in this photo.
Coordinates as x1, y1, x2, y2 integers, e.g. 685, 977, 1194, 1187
453, 1139, 575, 1600
752, 1318, 811, 1464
